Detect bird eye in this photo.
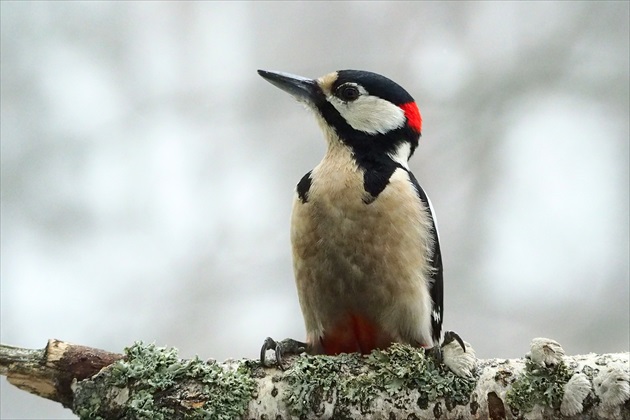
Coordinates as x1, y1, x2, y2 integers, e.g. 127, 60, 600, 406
337, 84, 360, 102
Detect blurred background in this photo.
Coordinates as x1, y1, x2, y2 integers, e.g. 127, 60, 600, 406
1, 2, 628, 418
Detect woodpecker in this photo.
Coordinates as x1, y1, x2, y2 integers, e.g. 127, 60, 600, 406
258, 69, 463, 365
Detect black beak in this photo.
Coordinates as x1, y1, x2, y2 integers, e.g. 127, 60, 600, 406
258, 70, 321, 105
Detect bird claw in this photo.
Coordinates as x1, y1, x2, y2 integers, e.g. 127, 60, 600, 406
442, 330, 466, 353
425, 331, 475, 378
427, 331, 466, 362
438, 330, 476, 378
260, 337, 307, 370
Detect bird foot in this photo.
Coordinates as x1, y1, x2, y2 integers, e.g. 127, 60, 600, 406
442, 330, 467, 352
427, 330, 476, 378
260, 337, 307, 370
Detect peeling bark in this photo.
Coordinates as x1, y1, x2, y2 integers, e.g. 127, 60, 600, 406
0, 339, 124, 408
1, 339, 628, 419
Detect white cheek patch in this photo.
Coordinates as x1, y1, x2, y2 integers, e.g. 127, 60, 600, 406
328, 94, 406, 135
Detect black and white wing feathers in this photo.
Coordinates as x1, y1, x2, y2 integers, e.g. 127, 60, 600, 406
408, 172, 444, 346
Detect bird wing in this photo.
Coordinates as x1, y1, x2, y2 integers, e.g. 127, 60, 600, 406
407, 171, 444, 346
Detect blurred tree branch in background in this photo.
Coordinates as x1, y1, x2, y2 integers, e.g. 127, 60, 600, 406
1, 339, 628, 419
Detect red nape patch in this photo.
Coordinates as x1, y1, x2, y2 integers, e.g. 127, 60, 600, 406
400, 102, 422, 133
320, 314, 393, 355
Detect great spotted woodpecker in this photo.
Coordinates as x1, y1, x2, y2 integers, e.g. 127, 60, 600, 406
258, 69, 467, 367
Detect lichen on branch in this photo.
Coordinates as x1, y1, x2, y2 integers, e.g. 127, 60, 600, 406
73, 342, 256, 420
282, 343, 476, 417
1, 338, 629, 419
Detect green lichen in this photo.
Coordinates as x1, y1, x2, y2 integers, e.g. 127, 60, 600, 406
283, 343, 477, 417
506, 359, 574, 414
73, 342, 256, 420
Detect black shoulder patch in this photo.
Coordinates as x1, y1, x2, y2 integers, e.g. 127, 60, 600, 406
362, 166, 397, 204
357, 150, 407, 204
297, 171, 313, 203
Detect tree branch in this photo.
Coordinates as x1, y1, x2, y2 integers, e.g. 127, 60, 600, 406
1, 338, 628, 419
0, 339, 124, 408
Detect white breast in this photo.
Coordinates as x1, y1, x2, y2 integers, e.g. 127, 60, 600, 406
290, 143, 435, 347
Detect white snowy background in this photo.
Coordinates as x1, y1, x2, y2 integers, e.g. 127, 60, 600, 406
1, 2, 628, 418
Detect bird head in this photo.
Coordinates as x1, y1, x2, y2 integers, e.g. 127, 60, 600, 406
258, 69, 422, 166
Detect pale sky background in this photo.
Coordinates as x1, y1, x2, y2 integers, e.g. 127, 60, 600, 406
1, 2, 629, 418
